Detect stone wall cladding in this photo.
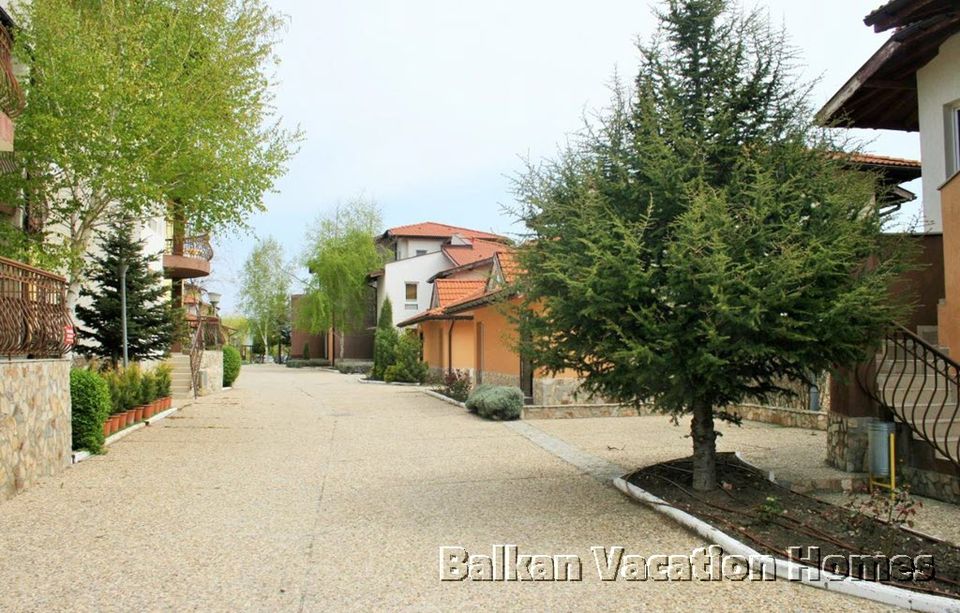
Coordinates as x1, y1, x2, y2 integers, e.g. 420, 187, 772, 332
0, 359, 72, 500
901, 465, 960, 504
478, 371, 518, 389
730, 404, 827, 431
523, 404, 655, 420
534, 378, 612, 406
826, 413, 872, 473
199, 350, 223, 395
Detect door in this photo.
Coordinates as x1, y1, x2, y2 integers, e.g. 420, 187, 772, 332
520, 356, 534, 405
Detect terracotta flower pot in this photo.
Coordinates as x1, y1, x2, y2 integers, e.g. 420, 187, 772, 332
102, 420, 111, 437
135, 406, 144, 422
125, 410, 136, 427
164, 397, 171, 410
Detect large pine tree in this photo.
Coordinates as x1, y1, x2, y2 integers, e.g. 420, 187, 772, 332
515, 0, 908, 491
76, 221, 173, 363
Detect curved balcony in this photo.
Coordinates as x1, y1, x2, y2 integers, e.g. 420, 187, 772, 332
163, 235, 213, 279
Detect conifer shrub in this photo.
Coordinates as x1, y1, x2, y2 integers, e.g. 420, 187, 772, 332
383, 332, 427, 383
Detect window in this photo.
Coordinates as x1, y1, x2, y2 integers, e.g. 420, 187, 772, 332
415, 249, 428, 256
405, 283, 418, 309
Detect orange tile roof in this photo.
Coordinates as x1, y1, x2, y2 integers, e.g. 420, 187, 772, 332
384, 222, 507, 241
847, 153, 921, 168
434, 279, 487, 306
496, 251, 520, 284
442, 238, 505, 267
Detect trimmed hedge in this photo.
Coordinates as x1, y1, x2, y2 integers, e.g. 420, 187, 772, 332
70, 369, 112, 453
337, 361, 372, 375
223, 346, 242, 386
465, 385, 523, 420
286, 358, 331, 369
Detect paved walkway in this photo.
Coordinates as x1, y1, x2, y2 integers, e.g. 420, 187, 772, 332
0, 366, 896, 610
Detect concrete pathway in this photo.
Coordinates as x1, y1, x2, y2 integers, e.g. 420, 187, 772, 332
0, 365, 891, 611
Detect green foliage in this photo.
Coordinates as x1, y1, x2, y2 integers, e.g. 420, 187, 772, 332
435, 369, 472, 402
0, 0, 299, 293
513, 0, 909, 490
120, 366, 142, 410
383, 332, 428, 383
222, 346, 242, 386
300, 199, 384, 363
75, 221, 173, 364
335, 361, 373, 375
154, 364, 172, 398
139, 370, 158, 405
754, 496, 784, 524
371, 298, 399, 380
239, 237, 291, 358
465, 385, 523, 420
286, 358, 331, 368
70, 369, 111, 453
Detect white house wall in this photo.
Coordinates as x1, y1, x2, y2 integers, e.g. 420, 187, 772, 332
917, 32, 960, 233
377, 250, 452, 326
395, 237, 445, 260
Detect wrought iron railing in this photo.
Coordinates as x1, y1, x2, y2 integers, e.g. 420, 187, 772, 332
0, 256, 72, 357
857, 325, 960, 469
164, 234, 213, 261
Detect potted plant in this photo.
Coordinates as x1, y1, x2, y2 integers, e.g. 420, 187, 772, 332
103, 369, 124, 435
140, 370, 157, 419
155, 363, 172, 411
121, 366, 141, 427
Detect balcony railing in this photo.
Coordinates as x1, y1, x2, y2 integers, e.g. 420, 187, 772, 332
164, 234, 214, 261
0, 256, 72, 358
0, 30, 24, 119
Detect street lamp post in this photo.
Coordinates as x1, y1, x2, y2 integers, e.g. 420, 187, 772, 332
118, 262, 129, 367
208, 292, 221, 348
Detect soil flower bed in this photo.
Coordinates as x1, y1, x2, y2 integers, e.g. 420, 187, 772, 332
627, 453, 960, 600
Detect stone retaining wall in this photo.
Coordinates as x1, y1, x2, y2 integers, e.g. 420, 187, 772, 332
729, 404, 827, 431
901, 465, 960, 504
0, 359, 72, 500
826, 413, 872, 473
198, 350, 223, 396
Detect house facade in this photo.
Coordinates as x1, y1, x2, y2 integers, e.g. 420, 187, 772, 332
399, 248, 600, 406
819, 0, 960, 502
369, 222, 509, 327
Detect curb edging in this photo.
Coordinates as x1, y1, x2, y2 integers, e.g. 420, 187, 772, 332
612, 476, 960, 612
421, 388, 467, 409
72, 406, 182, 465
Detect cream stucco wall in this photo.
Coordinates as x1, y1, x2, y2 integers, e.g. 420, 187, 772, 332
375, 250, 453, 326
917, 32, 960, 232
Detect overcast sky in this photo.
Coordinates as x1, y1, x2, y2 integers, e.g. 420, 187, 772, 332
210, 0, 921, 314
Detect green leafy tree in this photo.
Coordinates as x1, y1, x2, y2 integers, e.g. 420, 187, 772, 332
514, 0, 907, 491
238, 237, 291, 359
300, 199, 383, 366
75, 221, 173, 364
0, 0, 299, 307
372, 298, 399, 380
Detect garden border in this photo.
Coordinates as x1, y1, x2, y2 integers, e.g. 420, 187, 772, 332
612, 475, 960, 612
71, 405, 182, 465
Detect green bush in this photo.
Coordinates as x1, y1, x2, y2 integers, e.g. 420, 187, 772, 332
286, 358, 331, 368
102, 369, 124, 414
372, 298, 399, 380
223, 346, 242, 386
120, 365, 142, 410
70, 369, 111, 453
139, 370, 158, 405
465, 385, 523, 420
155, 363, 172, 398
336, 361, 372, 375
383, 332, 428, 383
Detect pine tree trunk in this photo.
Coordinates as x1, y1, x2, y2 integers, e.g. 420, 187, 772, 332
690, 399, 718, 492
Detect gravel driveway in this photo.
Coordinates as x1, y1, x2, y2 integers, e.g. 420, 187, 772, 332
0, 365, 890, 611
